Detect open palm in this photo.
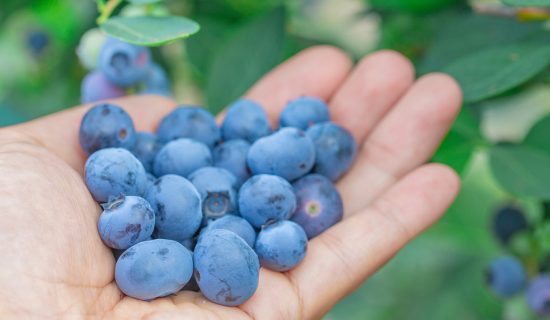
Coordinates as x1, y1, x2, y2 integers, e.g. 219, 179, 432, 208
0, 47, 461, 319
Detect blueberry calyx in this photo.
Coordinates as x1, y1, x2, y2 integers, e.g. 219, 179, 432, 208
203, 191, 231, 219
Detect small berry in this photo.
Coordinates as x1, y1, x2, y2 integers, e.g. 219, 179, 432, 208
156, 106, 220, 148
130, 132, 163, 173
153, 138, 212, 178
188, 167, 238, 221
213, 139, 251, 187
280, 96, 330, 130
527, 275, 550, 315
221, 99, 271, 142
255, 220, 307, 271
201, 215, 256, 248
81, 71, 126, 104
492, 205, 529, 245
98, 37, 151, 87
485, 256, 526, 298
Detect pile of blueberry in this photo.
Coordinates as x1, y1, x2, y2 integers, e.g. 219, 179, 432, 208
78, 29, 171, 104
79, 97, 357, 306
485, 205, 550, 315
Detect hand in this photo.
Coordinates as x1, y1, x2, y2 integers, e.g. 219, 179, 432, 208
0, 46, 462, 319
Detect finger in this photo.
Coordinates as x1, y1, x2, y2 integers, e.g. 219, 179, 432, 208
338, 73, 462, 214
12, 95, 177, 173
289, 163, 460, 319
244, 45, 353, 125
329, 50, 414, 143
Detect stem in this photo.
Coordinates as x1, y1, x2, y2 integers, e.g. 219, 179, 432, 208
97, 0, 123, 25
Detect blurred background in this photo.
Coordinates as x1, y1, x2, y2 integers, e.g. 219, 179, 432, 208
2, 0, 550, 318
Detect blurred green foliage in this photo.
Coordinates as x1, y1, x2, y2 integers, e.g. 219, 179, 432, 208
3, 0, 550, 319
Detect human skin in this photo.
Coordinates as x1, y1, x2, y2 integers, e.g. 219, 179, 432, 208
0, 46, 461, 319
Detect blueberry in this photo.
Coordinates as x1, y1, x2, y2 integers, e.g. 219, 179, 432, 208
492, 205, 529, 245
201, 215, 256, 248
85, 148, 147, 202
221, 99, 271, 142
153, 138, 212, 178
485, 256, 526, 298
130, 132, 163, 173
81, 71, 127, 104
306, 122, 357, 181
141, 63, 171, 97
98, 37, 151, 87
255, 220, 307, 271
156, 107, 220, 148
79, 104, 136, 154
26, 30, 49, 56
213, 139, 251, 187
527, 275, 550, 315
279, 96, 330, 130
238, 174, 297, 228
194, 229, 259, 306
144, 174, 202, 241
290, 174, 343, 238
115, 239, 193, 300
98, 195, 155, 250
76, 28, 107, 70
247, 127, 315, 181
188, 167, 238, 221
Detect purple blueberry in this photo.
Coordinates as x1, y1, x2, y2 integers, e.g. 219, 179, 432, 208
115, 239, 193, 300
238, 174, 297, 228
188, 167, 238, 221
98, 195, 155, 250
85, 148, 148, 203
485, 256, 526, 298
79, 103, 136, 155
141, 63, 171, 97
527, 275, 550, 315
130, 132, 163, 173
98, 37, 151, 87
221, 99, 271, 142
81, 71, 126, 104
492, 204, 529, 245
156, 107, 220, 148
153, 138, 212, 178
306, 122, 357, 181
247, 127, 315, 181
213, 139, 251, 187
201, 215, 256, 248
144, 174, 202, 241
290, 174, 343, 238
194, 229, 259, 306
255, 220, 307, 271
279, 96, 330, 130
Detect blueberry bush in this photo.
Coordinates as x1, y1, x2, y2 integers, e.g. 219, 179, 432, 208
3, 0, 550, 318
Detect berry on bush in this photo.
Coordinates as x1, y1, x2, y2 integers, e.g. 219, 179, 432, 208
81, 71, 127, 104
485, 256, 526, 298
492, 205, 529, 245
527, 275, 550, 315
98, 37, 151, 87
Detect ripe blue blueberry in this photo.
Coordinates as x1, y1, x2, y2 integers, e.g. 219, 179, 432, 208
527, 275, 550, 315
247, 127, 315, 181
213, 139, 251, 187
291, 174, 343, 238
238, 174, 297, 228
26, 30, 49, 56
201, 215, 256, 248
98, 195, 155, 250
306, 122, 357, 181
85, 148, 148, 203
492, 205, 529, 245
188, 167, 238, 221
485, 256, 526, 298
153, 138, 212, 178
221, 99, 271, 142
255, 220, 307, 271
115, 239, 193, 300
194, 229, 260, 306
98, 37, 151, 87
144, 174, 202, 241
130, 132, 163, 173
279, 96, 330, 130
81, 71, 126, 104
141, 63, 171, 97
79, 104, 136, 155
156, 107, 220, 148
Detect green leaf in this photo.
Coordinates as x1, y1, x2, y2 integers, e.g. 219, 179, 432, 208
503, 0, 550, 7
205, 7, 285, 113
126, 0, 163, 4
524, 114, 550, 151
443, 43, 550, 103
370, 0, 460, 14
419, 14, 543, 73
489, 145, 550, 198
100, 16, 199, 46
433, 108, 482, 174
